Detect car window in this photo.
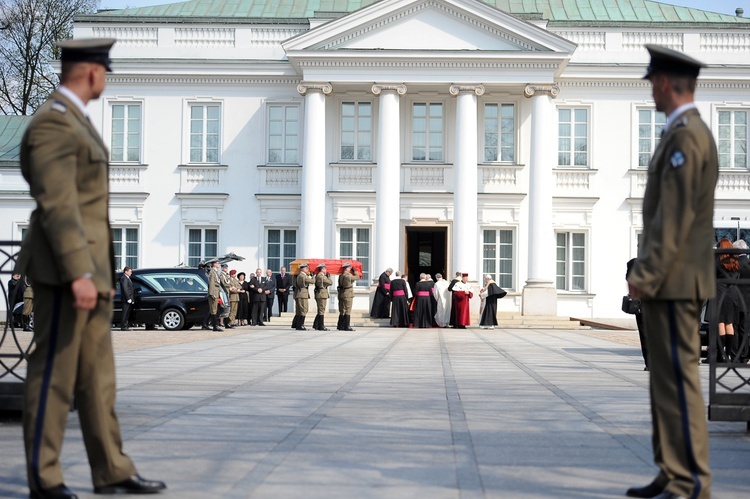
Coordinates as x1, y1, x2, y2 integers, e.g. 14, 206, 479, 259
137, 273, 208, 293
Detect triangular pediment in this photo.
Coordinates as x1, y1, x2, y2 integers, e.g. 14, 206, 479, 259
284, 0, 575, 54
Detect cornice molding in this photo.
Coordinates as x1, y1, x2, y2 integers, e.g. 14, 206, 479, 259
297, 82, 333, 95
449, 84, 485, 96
524, 83, 561, 98
371, 83, 407, 95
297, 60, 559, 70
107, 76, 301, 85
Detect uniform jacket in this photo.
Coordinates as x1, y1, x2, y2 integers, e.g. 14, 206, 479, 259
229, 276, 241, 302
315, 272, 333, 299
16, 90, 116, 293
119, 274, 134, 302
338, 272, 356, 301
208, 268, 222, 299
628, 108, 718, 300
295, 272, 314, 299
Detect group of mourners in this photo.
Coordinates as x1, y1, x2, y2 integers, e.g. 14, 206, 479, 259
712, 238, 750, 364
370, 268, 507, 328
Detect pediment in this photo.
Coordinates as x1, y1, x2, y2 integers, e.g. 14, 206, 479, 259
284, 0, 575, 54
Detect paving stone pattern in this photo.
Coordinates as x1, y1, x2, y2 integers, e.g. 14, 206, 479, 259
1, 326, 748, 498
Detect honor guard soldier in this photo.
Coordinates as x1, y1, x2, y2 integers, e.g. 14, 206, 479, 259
291, 263, 314, 330
312, 263, 333, 331
22, 277, 34, 331
626, 45, 717, 499
337, 262, 359, 331
16, 38, 166, 498
208, 260, 224, 331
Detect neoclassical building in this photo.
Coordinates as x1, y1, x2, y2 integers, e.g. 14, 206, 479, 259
2, 0, 750, 318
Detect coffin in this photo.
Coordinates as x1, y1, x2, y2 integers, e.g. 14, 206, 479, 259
289, 259, 363, 276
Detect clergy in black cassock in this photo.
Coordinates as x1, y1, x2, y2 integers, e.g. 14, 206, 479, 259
390, 276, 410, 327
479, 274, 507, 328
370, 268, 393, 318
413, 274, 436, 328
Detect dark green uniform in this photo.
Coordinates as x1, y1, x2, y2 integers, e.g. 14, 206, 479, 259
337, 269, 356, 331
313, 270, 332, 330
292, 270, 314, 330
17, 89, 137, 493
628, 106, 717, 499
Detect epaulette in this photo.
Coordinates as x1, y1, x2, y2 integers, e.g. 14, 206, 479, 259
51, 101, 67, 114
674, 116, 688, 128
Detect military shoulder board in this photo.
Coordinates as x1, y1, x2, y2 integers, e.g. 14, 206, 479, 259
51, 101, 67, 113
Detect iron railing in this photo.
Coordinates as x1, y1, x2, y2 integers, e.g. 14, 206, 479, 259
708, 247, 750, 431
0, 240, 30, 411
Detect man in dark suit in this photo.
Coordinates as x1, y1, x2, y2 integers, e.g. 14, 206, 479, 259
276, 266, 293, 316
16, 38, 165, 499
627, 45, 716, 499
264, 268, 277, 322
249, 268, 267, 326
119, 266, 134, 330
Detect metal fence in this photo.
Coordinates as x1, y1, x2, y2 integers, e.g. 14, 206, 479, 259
0, 240, 30, 411
708, 247, 750, 431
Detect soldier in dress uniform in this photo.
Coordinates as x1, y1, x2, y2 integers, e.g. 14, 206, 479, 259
228, 269, 241, 327
312, 263, 333, 331
208, 261, 223, 332
17, 38, 166, 498
337, 262, 359, 331
219, 263, 233, 328
292, 263, 314, 330
626, 45, 717, 499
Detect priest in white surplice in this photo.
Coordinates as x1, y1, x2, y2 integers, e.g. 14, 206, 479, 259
433, 273, 451, 327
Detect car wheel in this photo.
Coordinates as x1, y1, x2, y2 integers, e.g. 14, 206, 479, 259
161, 308, 185, 331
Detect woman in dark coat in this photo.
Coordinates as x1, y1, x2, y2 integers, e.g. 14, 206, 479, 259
389, 276, 410, 327
238, 272, 250, 326
370, 268, 392, 318
479, 274, 507, 329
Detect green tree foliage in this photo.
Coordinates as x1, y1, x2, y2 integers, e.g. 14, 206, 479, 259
0, 0, 99, 115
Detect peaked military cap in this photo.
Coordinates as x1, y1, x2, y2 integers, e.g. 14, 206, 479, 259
57, 38, 116, 72
643, 44, 705, 79
341, 262, 351, 268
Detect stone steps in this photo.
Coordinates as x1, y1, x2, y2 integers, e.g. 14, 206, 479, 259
272, 311, 589, 329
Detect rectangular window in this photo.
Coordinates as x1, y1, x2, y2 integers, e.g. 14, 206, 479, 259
187, 228, 218, 267
112, 227, 139, 271
412, 102, 443, 161
267, 229, 297, 271
638, 109, 666, 167
558, 108, 588, 167
484, 103, 515, 163
556, 232, 586, 291
341, 102, 372, 161
718, 110, 748, 168
189, 104, 220, 163
340, 227, 370, 286
482, 229, 514, 290
111, 103, 142, 163
268, 105, 299, 164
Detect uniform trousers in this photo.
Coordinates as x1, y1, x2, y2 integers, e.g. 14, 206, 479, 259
296, 297, 308, 317
642, 299, 711, 499
23, 283, 136, 492
316, 296, 327, 315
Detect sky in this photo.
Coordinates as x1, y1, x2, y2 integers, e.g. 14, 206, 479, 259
97, 0, 748, 17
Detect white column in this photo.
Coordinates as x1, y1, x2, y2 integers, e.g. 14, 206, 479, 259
450, 84, 483, 281
372, 84, 406, 276
522, 83, 560, 316
297, 82, 332, 258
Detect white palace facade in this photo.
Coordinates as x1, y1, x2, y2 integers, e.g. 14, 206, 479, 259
2, 0, 750, 319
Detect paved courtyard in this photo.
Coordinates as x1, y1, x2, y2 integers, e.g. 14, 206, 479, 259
1, 325, 748, 498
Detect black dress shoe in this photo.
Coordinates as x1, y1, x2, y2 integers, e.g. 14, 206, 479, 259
296, 326, 307, 330
30, 484, 78, 499
94, 474, 166, 494
627, 478, 666, 498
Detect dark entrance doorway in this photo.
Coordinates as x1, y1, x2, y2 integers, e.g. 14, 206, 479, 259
405, 227, 447, 292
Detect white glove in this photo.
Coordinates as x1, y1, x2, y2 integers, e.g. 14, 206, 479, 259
127, 299, 133, 304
